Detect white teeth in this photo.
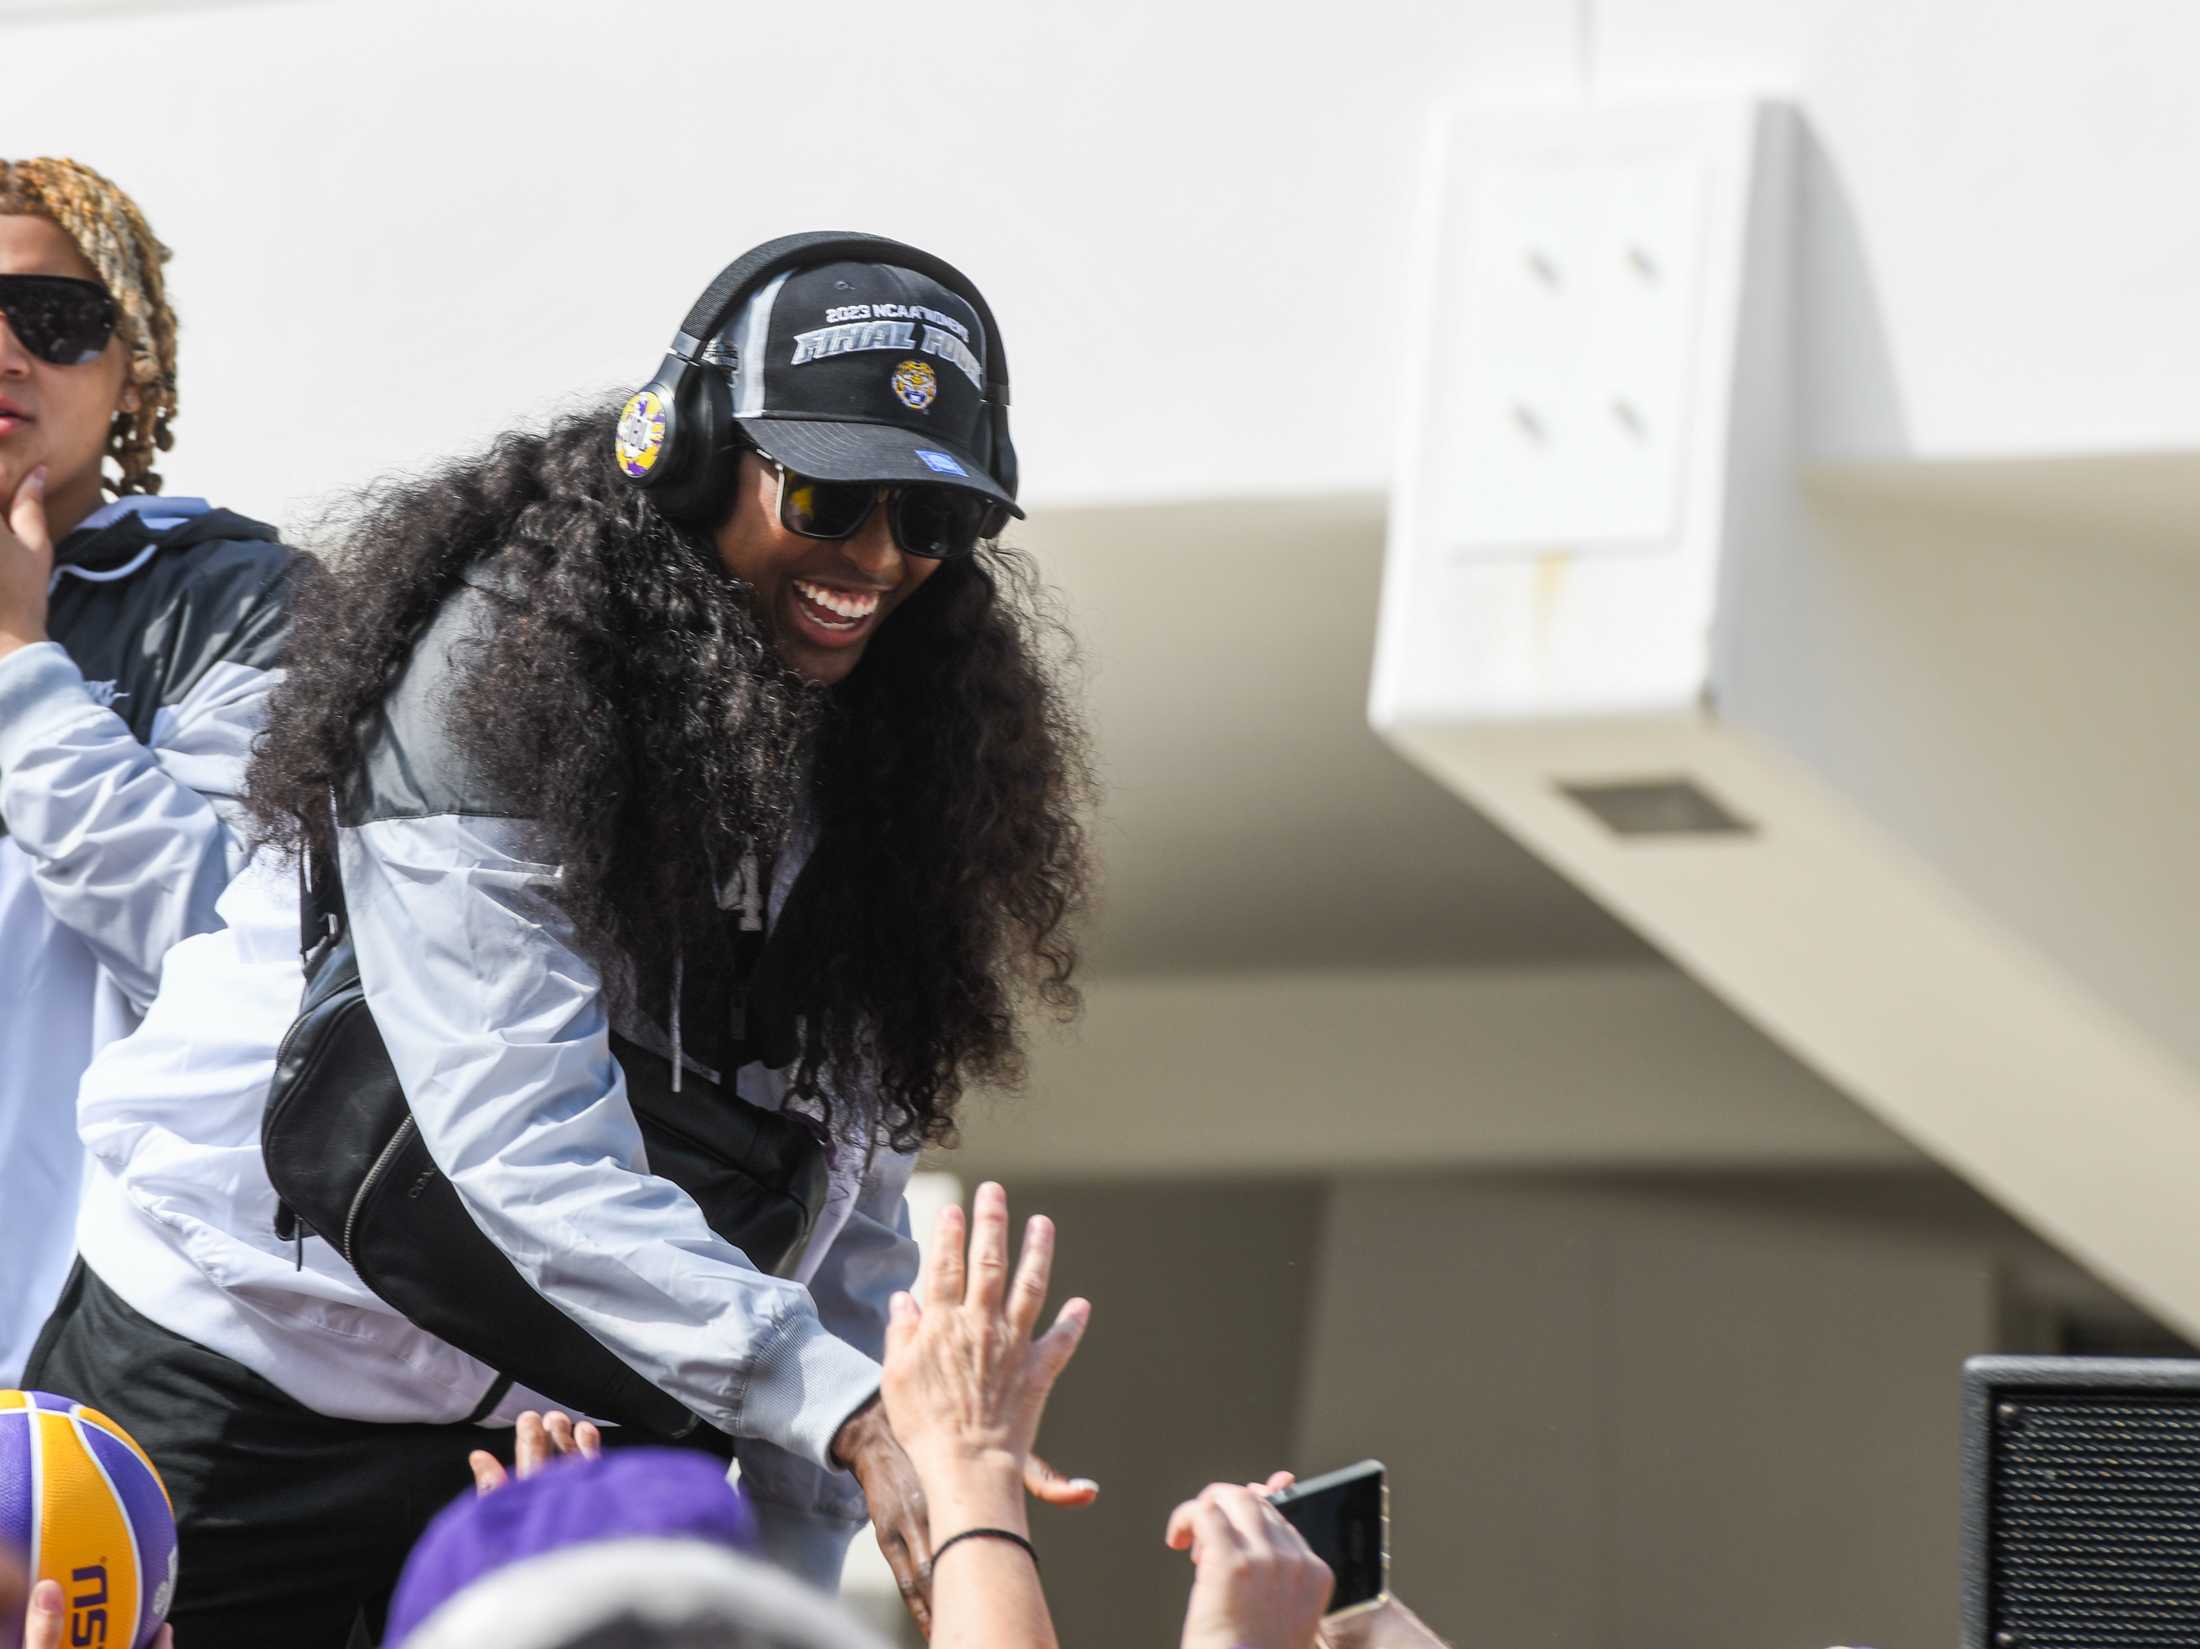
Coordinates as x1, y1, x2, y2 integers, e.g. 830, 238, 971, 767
794, 580, 880, 622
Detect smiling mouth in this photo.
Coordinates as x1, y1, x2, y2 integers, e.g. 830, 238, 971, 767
792, 578, 882, 633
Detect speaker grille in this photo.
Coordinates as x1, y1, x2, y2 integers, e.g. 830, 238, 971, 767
1990, 1395, 2200, 1647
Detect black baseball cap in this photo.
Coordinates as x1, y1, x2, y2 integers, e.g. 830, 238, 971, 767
706, 259, 1021, 517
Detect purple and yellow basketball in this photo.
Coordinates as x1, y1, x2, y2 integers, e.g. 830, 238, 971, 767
0, 1391, 177, 1649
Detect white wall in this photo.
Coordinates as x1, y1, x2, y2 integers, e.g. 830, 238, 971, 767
4, 0, 1569, 524
16, 0, 2199, 532
1590, 0, 2200, 460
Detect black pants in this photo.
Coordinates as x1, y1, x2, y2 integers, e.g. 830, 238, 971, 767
25, 1262, 509, 1648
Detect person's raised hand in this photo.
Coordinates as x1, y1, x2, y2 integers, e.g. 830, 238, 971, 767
1167, 1482, 1334, 1649
0, 465, 51, 661
862, 1181, 1092, 1634
467, 1408, 602, 1496
1227, 1471, 1452, 1649
882, 1183, 1092, 1494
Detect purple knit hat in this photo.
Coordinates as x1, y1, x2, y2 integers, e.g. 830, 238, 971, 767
387, 1448, 824, 1649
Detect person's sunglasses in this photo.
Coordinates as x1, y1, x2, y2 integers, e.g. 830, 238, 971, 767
0, 274, 118, 367
772, 461, 992, 560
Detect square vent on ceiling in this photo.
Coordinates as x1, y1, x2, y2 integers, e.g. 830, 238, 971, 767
1559, 777, 1755, 838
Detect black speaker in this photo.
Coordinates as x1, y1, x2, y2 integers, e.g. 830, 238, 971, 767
1964, 1355, 2200, 1649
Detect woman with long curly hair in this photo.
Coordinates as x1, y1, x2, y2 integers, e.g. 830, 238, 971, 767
27, 235, 1094, 1647
0, 158, 290, 1383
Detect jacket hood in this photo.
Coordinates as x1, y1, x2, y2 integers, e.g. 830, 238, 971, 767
55, 497, 282, 578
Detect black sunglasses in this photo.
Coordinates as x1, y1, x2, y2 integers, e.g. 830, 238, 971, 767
0, 274, 118, 367
771, 461, 992, 560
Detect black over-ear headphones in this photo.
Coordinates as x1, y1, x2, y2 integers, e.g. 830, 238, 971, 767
612, 230, 1018, 534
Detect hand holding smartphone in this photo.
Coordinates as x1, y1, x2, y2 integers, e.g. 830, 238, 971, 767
1267, 1459, 1390, 1619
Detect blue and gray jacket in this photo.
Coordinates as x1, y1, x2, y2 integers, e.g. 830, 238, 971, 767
0, 495, 291, 1380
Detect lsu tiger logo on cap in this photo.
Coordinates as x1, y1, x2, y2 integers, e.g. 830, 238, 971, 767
615, 388, 668, 478
890, 360, 938, 411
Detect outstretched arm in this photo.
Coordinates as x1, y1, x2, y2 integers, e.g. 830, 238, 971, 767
882, 1182, 1091, 1647
734, 1141, 923, 1590
343, 811, 883, 1469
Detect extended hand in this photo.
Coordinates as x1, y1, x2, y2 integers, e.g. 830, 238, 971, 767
467, 1408, 603, 1496
862, 1181, 1094, 1634
1, 465, 51, 661
1201, 1470, 1452, 1649
882, 1183, 1092, 1490
834, 1401, 938, 1636
834, 1394, 1095, 1640
1167, 1482, 1334, 1649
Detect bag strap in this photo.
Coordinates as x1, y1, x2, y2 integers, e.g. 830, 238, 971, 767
279, 810, 537, 1427
298, 811, 347, 976
276, 808, 346, 1258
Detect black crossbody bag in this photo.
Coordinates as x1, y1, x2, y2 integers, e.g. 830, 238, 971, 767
259, 835, 830, 1439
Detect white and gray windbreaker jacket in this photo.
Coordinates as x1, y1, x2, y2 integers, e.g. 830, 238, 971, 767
73, 580, 915, 1590
0, 497, 289, 1383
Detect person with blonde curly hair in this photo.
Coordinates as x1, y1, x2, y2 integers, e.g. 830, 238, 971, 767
0, 158, 292, 1380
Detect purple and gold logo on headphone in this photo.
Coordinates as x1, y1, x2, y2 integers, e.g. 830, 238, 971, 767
890, 360, 938, 411
615, 388, 668, 478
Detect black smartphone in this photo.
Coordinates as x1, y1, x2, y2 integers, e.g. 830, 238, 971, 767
1268, 1459, 1389, 1617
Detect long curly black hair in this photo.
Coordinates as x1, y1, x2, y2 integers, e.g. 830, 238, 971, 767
244, 401, 1092, 1150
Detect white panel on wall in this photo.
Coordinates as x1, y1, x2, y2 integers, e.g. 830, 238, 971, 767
1435, 143, 1705, 556
1376, 97, 1793, 727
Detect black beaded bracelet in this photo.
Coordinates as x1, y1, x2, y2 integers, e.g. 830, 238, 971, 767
929, 1526, 1039, 1574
